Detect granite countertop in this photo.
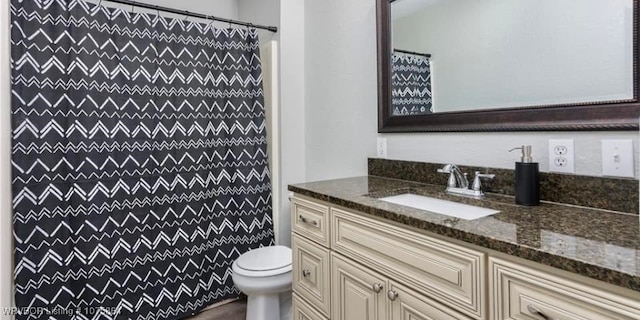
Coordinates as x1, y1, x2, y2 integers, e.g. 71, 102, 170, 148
288, 176, 640, 292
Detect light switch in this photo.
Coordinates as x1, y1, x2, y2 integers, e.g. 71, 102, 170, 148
377, 137, 387, 158
601, 140, 634, 178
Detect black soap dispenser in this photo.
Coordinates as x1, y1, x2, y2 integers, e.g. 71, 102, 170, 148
509, 145, 540, 206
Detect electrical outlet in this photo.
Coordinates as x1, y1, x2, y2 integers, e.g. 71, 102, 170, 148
554, 157, 568, 167
377, 137, 387, 158
602, 140, 634, 178
554, 145, 568, 156
548, 139, 574, 173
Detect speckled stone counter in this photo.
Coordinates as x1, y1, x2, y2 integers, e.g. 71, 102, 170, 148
288, 176, 640, 292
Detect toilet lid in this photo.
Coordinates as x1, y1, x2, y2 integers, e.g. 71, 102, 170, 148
236, 246, 292, 272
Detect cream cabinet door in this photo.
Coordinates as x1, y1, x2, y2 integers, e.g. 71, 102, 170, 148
293, 293, 329, 320
389, 281, 472, 320
332, 253, 387, 320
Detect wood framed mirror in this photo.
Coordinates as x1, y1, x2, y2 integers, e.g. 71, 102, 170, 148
377, 0, 640, 132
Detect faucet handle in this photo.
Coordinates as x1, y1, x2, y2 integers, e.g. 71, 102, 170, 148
436, 164, 453, 174
472, 171, 495, 191
437, 165, 457, 188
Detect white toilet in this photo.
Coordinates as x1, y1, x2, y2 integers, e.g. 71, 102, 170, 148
232, 245, 292, 320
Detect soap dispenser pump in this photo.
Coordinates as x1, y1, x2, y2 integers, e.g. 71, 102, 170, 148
509, 145, 540, 206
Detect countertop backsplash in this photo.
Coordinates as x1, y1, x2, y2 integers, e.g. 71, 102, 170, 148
368, 158, 639, 214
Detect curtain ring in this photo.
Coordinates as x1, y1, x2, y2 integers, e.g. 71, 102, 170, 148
184, 11, 190, 21
93, 0, 102, 14
207, 16, 214, 29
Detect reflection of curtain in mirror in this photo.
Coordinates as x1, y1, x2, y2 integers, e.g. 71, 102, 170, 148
391, 53, 432, 116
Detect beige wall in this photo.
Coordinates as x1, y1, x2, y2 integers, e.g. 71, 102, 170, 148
304, 0, 378, 182
93, 0, 239, 22
278, 0, 306, 247
381, 132, 639, 177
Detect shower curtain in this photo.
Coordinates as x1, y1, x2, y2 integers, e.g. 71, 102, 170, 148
391, 53, 433, 115
10, 1, 274, 319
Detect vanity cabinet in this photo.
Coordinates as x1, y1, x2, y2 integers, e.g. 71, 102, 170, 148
292, 195, 478, 320
290, 194, 640, 320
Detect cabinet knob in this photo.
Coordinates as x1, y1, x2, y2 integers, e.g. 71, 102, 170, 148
527, 305, 551, 320
386, 290, 398, 301
372, 283, 383, 293
299, 215, 318, 226
302, 269, 311, 278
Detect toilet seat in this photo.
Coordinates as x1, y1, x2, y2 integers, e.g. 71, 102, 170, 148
232, 246, 292, 277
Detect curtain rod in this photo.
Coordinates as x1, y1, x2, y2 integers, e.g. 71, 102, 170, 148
394, 49, 431, 58
103, 0, 278, 33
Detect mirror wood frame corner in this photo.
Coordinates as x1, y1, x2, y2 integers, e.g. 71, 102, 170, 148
377, 0, 640, 132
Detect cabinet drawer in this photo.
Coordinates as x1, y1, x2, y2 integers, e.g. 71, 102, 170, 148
293, 233, 331, 317
331, 208, 485, 319
389, 280, 472, 320
293, 293, 329, 320
292, 196, 330, 247
490, 257, 640, 320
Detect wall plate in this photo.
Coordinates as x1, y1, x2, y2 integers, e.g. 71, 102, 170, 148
601, 140, 634, 178
548, 139, 575, 173
377, 137, 387, 158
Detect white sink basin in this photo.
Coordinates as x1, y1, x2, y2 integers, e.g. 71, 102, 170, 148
378, 193, 499, 220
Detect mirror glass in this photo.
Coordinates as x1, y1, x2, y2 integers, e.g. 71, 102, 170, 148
390, 0, 635, 116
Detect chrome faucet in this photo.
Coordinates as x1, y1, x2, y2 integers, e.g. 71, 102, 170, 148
437, 164, 495, 198
437, 164, 469, 189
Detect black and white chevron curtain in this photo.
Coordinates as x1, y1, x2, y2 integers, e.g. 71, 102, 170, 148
391, 53, 433, 116
10, 0, 274, 319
